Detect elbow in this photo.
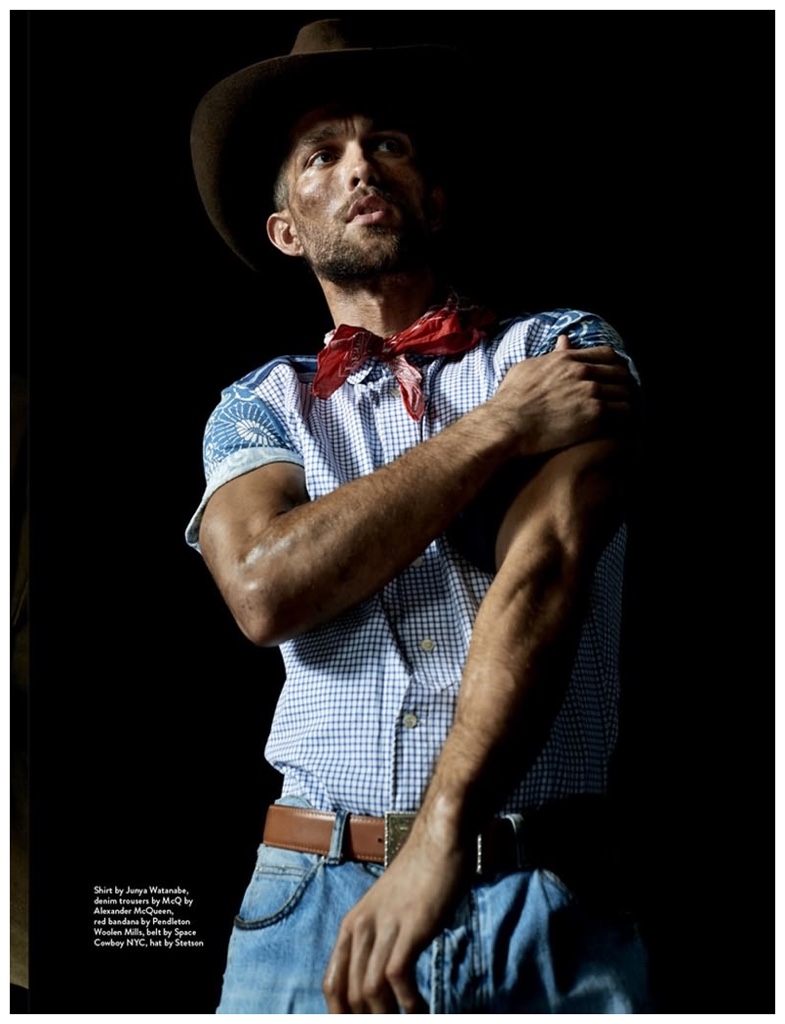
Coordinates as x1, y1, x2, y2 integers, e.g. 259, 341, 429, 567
227, 576, 296, 648
201, 519, 306, 647
237, 614, 282, 649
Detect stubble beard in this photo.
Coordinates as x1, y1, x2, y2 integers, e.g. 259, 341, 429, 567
298, 215, 434, 286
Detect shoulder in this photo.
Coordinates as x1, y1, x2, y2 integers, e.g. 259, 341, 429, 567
493, 308, 624, 354
232, 355, 318, 393
201, 355, 317, 482
488, 308, 638, 382
207, 355, 318, 434
187, 355, 316, 552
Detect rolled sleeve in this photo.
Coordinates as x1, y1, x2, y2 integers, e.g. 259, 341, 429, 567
185, 369, 304, 552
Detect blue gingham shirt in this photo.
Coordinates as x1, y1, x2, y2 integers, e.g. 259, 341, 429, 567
186, 309, 634, 816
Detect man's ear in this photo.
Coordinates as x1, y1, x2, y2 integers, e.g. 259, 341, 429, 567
266, 211, 303, 257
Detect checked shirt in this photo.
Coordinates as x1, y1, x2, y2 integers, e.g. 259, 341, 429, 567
186, 308, 636, 816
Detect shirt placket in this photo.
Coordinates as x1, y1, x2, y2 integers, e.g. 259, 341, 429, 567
355, 360, 433, 811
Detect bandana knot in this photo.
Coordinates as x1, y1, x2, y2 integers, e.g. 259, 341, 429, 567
312, 297, 496, 421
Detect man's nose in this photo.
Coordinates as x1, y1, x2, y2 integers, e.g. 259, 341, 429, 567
344, 142, 379, 191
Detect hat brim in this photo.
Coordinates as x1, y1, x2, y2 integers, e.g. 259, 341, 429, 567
190, 44, 465, 273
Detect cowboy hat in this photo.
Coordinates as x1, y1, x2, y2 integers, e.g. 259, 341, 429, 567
190, 18, 464, 273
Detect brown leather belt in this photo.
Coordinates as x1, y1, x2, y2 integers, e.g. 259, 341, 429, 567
263, 804, 530, 873
263, 799, 631, 911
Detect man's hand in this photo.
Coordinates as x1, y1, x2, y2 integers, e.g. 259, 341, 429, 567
199, 334, 635, 647
323, 816, 470, 1013
493, 334, 634, 457
321, 387, 638, 1013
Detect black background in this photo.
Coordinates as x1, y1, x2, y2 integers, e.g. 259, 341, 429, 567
17, 11, 771, 1013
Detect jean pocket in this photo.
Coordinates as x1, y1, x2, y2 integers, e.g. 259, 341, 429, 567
234, 844, 323, 931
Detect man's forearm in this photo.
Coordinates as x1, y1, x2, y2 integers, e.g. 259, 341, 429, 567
417, 521, 585, 840
320, 439, 631, 1013
414, 439, 627, 838
203, 397, 520, 646
200, 341, 633, 646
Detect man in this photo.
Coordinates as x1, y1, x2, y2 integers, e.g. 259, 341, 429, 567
186, 19, 649, 1014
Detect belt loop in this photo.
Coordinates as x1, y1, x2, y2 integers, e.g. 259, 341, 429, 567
327, 808, 349, 864
501, 812, 525, 869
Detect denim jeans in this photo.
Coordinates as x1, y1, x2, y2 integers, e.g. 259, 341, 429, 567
217, 799, 650, 1014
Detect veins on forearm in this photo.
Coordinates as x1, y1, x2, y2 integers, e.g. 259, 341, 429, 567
431, 553, 585, 831
419, 445, 627, 835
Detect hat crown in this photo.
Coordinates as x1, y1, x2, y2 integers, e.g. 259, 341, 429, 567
291, 19, 368, 56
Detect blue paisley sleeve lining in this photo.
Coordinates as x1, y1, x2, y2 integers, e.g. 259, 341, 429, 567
494, 309, 640, 386
185, 365, 305, 553
185, 446, 304, 552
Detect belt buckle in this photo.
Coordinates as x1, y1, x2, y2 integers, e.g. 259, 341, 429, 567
383, 811, 416, 868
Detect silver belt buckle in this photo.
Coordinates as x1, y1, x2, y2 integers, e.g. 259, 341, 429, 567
383, 811, 416, 868
383, 813, 489, 872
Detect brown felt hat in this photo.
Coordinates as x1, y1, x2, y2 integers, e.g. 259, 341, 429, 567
190, 19, 464, 272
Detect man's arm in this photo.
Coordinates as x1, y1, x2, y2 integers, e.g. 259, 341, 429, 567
199, 339, 634, 646
321, 436, 635, 1013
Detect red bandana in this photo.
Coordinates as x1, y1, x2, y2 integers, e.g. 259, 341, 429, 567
312, 297, 497, 421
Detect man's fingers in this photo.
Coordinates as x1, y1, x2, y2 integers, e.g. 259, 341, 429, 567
581, 362, 633, 383
327, 918, 415, 1014
330, 918, 428, 1014
323, 930, 352, 1013
555, 332, 571, 350
348, 922, 399, 1013
345, 922, 376, 1012
385, 944, 428, 1015
562, 343, 623, 364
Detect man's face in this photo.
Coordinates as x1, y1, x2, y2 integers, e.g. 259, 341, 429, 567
268, 108, 443, 283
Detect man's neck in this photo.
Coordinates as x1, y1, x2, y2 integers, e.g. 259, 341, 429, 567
319, 269, 442, 337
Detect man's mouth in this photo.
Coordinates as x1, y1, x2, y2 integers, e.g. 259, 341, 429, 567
346, 195, 394, 226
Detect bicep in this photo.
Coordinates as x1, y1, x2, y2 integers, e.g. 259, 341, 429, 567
199, 461, 309, 588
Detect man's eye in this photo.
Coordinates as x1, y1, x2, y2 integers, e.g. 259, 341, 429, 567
308, 150, 335, 167
376, 136, 413, 155
375, 137, 404, 154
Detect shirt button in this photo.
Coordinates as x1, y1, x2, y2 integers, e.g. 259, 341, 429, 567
412, 556, 425, 568
420, 638, 436, 653
391, 384, 401, 395
402, 712, 419, 729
